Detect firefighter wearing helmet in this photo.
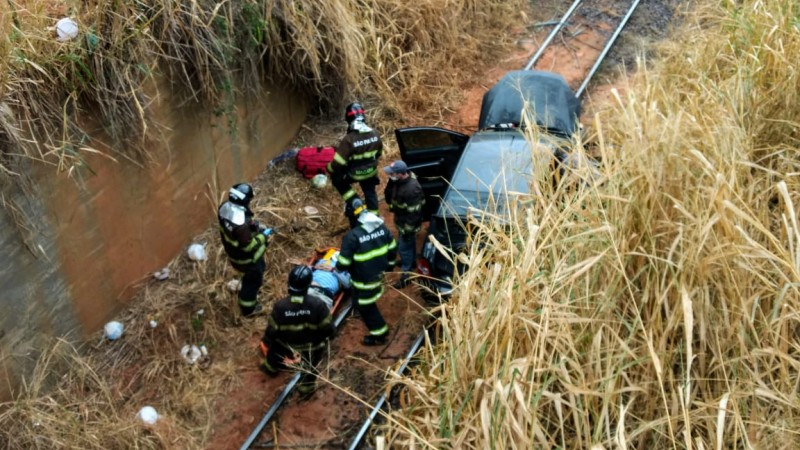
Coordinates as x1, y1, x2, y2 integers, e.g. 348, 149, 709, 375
260, 265, 334, 396
218, 183, 272, 317
327, 102, 383, 222
336, 198, 397, 345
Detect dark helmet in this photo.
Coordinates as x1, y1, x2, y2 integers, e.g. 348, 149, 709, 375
288, 265, 313, 295
229, 183, 254, 206
344, 102, 366, 124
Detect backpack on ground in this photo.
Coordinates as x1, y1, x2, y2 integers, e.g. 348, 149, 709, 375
296, 146, 335, 179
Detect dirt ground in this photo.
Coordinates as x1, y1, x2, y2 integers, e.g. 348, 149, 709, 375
50, 1, 685, 449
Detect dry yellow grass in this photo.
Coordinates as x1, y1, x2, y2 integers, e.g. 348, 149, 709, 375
384, 1, 800, 448
0, 0, 523, 176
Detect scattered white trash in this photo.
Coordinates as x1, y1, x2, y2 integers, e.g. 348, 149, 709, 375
180, 344, 202, 365
149, 319, 158, 328
104, 321, 124, 340
55, 18, 79, 42
187, 243, 207, 261
311, 173, 328, 189
303, 205, 320, 216
227, 279, 241, 292
137, 406, 159, 425
153, 267, 170, 281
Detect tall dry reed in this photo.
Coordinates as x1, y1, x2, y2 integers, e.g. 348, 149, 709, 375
0, 0, 523, 177
385, 1, 800, 448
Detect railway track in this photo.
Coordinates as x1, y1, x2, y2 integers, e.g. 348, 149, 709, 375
239, 1, 641, 448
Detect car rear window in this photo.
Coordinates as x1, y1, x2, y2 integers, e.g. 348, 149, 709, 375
441, 132, 537, 217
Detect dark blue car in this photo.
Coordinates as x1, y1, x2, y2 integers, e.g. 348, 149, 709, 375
395, 70, 584, 298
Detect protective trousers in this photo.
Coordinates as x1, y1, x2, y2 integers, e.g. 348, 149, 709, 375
331, 173, 379, 213
397, 231, 418, 274
233, 258, 266, 315
263, 345, 324, 395
352, 284, 388, 337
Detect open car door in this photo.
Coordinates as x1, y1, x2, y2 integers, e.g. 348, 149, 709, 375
395, 127, 469, 221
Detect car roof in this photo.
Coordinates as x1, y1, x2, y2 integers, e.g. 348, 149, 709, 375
435, 129, 549, 219
478, 70, 581, 136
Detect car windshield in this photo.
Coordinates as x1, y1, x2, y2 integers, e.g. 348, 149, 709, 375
437, 130, 539, 219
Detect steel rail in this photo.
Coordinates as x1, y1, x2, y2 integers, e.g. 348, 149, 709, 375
523, 0, 642, 98
346, 330, 428, 450
239, 302, 353, 450
575, 0, 642, 97
523, 0, 583, 70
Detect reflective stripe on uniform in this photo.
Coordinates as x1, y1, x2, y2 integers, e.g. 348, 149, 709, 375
337, 254, 352, 266
239, 298, 258, 307
350, 150, 379, 160
228, 244, 266, 265
342, 188, 357, 201
352, 279, 382, 290
397, 223, 420, 234
220, 227, 241, 247
277, 315, 332, 333
353, 241, 396, 262
357, 287, 384, 305
351, 168, 377, 181
222, 228, 266, 264
369, 324, 388, 336
392, 201, 424, 212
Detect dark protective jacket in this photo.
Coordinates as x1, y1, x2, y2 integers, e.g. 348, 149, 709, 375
384, 173, 426, 235
327, 124, 383, 181
262, 293, 334, 352
218, 201, 268, 266
336, 216, 397, 283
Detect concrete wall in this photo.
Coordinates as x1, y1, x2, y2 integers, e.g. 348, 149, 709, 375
0, 80, 308, 400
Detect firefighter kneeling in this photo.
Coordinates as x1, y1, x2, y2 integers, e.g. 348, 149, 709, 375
260, 265, 334, 397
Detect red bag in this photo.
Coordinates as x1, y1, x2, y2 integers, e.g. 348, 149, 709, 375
296, 146, 335, 179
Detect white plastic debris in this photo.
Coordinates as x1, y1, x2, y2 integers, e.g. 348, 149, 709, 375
187, 243, 207, 261
227, 279, 241, 292
303, 206, 320, 216
153, 267, 170, 281
149, 320, 158, 328
196, 309, 205, 316
137, 406, 159, 425
55, 18, 79, 42
200, 345, 209, 356
181, 345, 202, 364
104, 321, 124, 340
311, 173, 328, 189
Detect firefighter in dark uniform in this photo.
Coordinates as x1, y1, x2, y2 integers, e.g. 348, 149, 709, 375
218, 183, 271, 317
383, 160, 426, 289
336, 198, 398, 345
327, 102, 383, 224
261, 265, 334, 396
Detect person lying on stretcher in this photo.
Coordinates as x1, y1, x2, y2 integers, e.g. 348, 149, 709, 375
307, 248, 351, 310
